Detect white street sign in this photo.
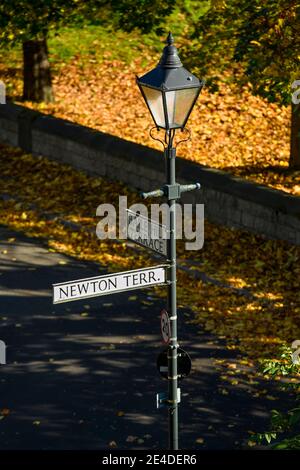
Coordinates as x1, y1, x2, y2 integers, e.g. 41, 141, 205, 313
126, 209, 168, 257
53, 265, 168, 304
160, 309, 170, 344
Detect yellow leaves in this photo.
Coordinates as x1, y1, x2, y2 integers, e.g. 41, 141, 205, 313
226, 277, 248, 289
9, 52, 293, 195
294, 185, 300, 195
230, 379, 239, 385
100, 344, 115, 350
250, 40, 261, 47
0, 141, 299, 368
265, 395, 277, 401
254, 260, 265, 270
195, 437, 205, 444
220, 375, 229, 381
227, 363, 237, 370
91, 179, 102, 189
247, 440, 256, 447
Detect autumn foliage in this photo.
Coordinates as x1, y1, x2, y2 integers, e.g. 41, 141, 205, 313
0, 142, 299, 364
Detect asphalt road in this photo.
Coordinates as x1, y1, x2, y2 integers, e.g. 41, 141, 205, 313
0, 225, 292, 450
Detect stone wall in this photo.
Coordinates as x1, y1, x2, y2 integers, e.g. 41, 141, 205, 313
0, 103, 299, 244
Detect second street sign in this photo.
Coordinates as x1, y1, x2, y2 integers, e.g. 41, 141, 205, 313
126, 209, 168, 257
53, 265, 168, 304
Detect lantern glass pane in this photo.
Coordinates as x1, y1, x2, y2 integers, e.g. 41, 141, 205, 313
141, 85, 165, 127
165, 87, 199, 127
166, 90, 176, 127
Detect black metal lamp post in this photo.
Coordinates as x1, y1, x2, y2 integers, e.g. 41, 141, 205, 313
137, 33, 204, 450
137, 32, 203, 130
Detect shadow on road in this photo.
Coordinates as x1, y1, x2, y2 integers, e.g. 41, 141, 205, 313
0, 226, 292, 449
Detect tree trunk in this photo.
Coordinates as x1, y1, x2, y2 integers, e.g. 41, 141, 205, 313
22, 38, 54, 103
290, 102, 300, 169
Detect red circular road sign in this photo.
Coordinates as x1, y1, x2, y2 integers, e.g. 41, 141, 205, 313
160, 309, 170, 344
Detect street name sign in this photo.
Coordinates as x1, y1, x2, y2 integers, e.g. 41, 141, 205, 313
126, 209, 168, 257
53, 265, 168, 304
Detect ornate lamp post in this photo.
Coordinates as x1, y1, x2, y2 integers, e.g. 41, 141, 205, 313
137, 32, 203, 130
136, 33, 204, 450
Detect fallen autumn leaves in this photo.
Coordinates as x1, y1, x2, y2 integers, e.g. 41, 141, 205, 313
0, 48, 299, 195
0, 142, 299, 367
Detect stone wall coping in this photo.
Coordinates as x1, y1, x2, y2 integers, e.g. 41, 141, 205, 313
1, 102, 299, 217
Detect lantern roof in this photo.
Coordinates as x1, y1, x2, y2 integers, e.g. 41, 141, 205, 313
137, 33, 203, 91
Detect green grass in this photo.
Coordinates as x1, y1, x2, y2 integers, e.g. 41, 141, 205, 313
46, 2, 199, 68
0, 23, 161, 68
48, 24, 158, 65
45, 2, 208, 66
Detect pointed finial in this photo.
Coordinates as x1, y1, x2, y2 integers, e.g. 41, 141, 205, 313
167, 32, 174, 46
159, 31, 182, 68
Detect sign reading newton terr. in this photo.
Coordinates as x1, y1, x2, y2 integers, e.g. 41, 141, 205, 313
53, 265, 167, 304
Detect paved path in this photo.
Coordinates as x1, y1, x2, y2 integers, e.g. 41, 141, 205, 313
0, 225, 292, 449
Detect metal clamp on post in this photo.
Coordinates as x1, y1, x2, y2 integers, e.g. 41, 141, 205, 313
168, 389, 181, 405
140, 182, 200, 201
165, 264, 172, 284
164, 184, 181, 200
157, 389, 181, 409
167, 148, 176, 159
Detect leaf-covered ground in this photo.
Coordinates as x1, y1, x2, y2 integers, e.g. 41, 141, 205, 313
0, 141, 299, 368
0, 25, 299, 195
